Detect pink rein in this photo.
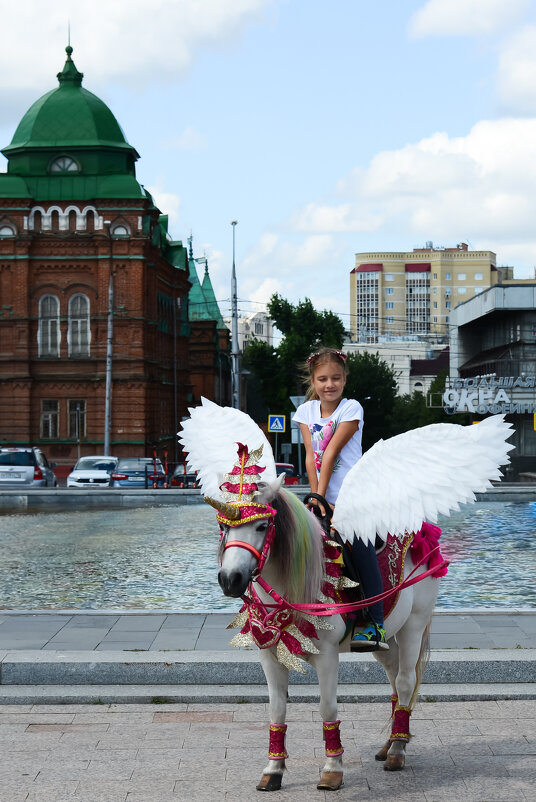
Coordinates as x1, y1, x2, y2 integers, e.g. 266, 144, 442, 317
224, 527, 448, 618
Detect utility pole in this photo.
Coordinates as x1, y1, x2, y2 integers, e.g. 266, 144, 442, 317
104, 234, 114, 456
230, 220, 240, 409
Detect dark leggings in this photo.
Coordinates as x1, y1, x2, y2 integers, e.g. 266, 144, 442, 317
350, 538, 384, 627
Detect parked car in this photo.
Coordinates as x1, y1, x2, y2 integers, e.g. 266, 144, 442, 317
275, 462, 299, 485
0, 447, 57, 488
110, 457, 166, 488
67, 456, 118, 488
170, 464, 198, 488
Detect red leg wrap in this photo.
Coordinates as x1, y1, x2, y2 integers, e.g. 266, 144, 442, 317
391, 694, 398, 716
268, 723, 288, 759
391, 706, 411, 742
323, 720, 344, 757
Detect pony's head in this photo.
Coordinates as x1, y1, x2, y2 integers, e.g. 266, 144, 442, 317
217, 484, 324, 602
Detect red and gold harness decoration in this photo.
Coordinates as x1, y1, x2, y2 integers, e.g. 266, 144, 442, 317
378, 522, 448, 619
228, 535, 358, 673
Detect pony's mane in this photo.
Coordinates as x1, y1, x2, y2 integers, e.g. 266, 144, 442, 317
270, 489, 324, 604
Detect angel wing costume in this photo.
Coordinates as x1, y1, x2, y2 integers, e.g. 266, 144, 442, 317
179, 398, 514, 543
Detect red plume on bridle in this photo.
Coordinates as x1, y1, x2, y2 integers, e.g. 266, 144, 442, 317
204, 442, 276, 527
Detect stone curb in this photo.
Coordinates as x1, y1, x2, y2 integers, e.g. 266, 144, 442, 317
0, 682, 534, 705
1, 648, 534, 686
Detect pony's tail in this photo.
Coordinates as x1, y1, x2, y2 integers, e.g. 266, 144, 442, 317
408, 618, 432, 711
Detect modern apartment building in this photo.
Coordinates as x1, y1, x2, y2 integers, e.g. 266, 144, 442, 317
349, 243, 513, 342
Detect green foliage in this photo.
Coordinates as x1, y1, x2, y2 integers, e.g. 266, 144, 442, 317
392, 371, 471, 435
243, 294, 345, 417
344, 352, 399, 450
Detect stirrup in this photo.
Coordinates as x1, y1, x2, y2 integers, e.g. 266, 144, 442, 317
350, 623, 389, 652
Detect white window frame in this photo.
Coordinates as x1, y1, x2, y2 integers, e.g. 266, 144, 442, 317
68, 294, 91, 357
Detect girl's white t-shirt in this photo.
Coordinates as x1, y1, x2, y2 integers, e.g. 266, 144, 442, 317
292, 398, 364, 504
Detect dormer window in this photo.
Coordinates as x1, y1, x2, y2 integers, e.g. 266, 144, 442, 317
111, 224, 129, 238
50, 156, 79, 173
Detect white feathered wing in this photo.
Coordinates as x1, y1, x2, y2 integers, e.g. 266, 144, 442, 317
331, 414, 514, 545
178, 397, 277, 499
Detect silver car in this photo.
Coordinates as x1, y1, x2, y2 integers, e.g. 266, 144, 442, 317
0, 447, 57, 488
67, 456, 119, 488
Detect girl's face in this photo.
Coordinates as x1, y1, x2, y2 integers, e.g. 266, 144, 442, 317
311, 360, 346, 406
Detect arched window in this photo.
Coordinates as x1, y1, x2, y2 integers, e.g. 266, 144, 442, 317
0, 224, 15, 237
38, 295, 60, 357
111, 224, 129, 238
68, 294, 90, 357
49, 156, 79, 173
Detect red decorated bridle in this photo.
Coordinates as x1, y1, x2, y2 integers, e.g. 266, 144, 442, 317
220, 518, 276, 574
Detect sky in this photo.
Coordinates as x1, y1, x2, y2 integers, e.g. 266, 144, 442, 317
1, 0, 536, 332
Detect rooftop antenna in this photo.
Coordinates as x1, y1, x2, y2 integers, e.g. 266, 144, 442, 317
68, 20, 71, 47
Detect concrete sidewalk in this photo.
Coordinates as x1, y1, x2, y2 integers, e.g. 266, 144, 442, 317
1, 609, 535, 651
0, 610, 534, 705
0, 699, 534, 801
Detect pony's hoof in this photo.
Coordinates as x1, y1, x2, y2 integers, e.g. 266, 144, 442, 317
317, 770, 344, 790
384, 753, 405, 771
257, 773, 283, 791
375, 739, 392, 761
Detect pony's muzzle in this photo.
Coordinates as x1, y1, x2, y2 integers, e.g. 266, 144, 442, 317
218, 567, 250, 598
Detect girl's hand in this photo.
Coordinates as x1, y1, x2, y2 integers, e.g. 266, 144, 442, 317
307, 497, 334, 518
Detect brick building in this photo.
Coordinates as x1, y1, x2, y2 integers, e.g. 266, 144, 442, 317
0, 47, 193, 467
187, 238, 231, 407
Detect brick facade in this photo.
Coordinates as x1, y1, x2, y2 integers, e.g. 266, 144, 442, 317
0, 197, 191, 466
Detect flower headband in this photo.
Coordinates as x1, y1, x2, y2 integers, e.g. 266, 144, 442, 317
306, 349, 347, 364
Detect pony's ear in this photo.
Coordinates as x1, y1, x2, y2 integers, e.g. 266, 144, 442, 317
256, 475, 284, 503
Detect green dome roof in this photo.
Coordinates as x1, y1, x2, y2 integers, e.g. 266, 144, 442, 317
3, 47, 137, 156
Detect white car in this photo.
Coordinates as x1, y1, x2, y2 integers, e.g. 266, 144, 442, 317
67, 456, 118, 488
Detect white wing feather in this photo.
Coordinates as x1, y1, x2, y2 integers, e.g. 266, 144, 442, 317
178, 397, 277, 498
332, 414, 514, 544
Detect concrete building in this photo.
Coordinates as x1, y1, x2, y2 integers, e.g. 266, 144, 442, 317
0, 47, 198, 466
350, 242, 513, 342
223, 310, 273, 351
344, 339, 448, 395
446, 284, 536, 477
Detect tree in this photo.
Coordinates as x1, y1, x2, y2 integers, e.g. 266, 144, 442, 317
344, 351, 399, 450
243, 294, 345, 417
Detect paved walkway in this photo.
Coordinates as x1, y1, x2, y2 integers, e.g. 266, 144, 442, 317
1, 609, 535, 651
0, 699, 534, 801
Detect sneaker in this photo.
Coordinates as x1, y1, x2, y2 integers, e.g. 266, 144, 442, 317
350, 624, 389, 652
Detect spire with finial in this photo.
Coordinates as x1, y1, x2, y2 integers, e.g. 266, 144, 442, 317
188, 232, 194, 260
57, 44, 83, 87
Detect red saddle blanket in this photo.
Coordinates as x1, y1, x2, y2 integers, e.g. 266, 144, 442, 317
378, 522, 448, 618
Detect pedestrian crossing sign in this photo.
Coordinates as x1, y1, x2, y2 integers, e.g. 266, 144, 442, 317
268, 414, 286, 433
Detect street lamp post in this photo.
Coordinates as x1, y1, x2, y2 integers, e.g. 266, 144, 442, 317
230, 220, 240, 409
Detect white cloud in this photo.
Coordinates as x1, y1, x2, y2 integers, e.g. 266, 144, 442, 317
289, 118, 536, 261
146, 185, 181, 226
409, 0, 529, 38
291, 202, 382, 233
162, 127, 208, 151
497, 25, 536, 114
0, 0, 270, 91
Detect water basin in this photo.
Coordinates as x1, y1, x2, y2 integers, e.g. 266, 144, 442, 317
0, 501, 534, 610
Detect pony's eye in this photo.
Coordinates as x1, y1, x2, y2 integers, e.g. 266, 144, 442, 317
256, 521, 269, 533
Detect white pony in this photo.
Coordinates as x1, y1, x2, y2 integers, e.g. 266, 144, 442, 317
180, 399, 513, 792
